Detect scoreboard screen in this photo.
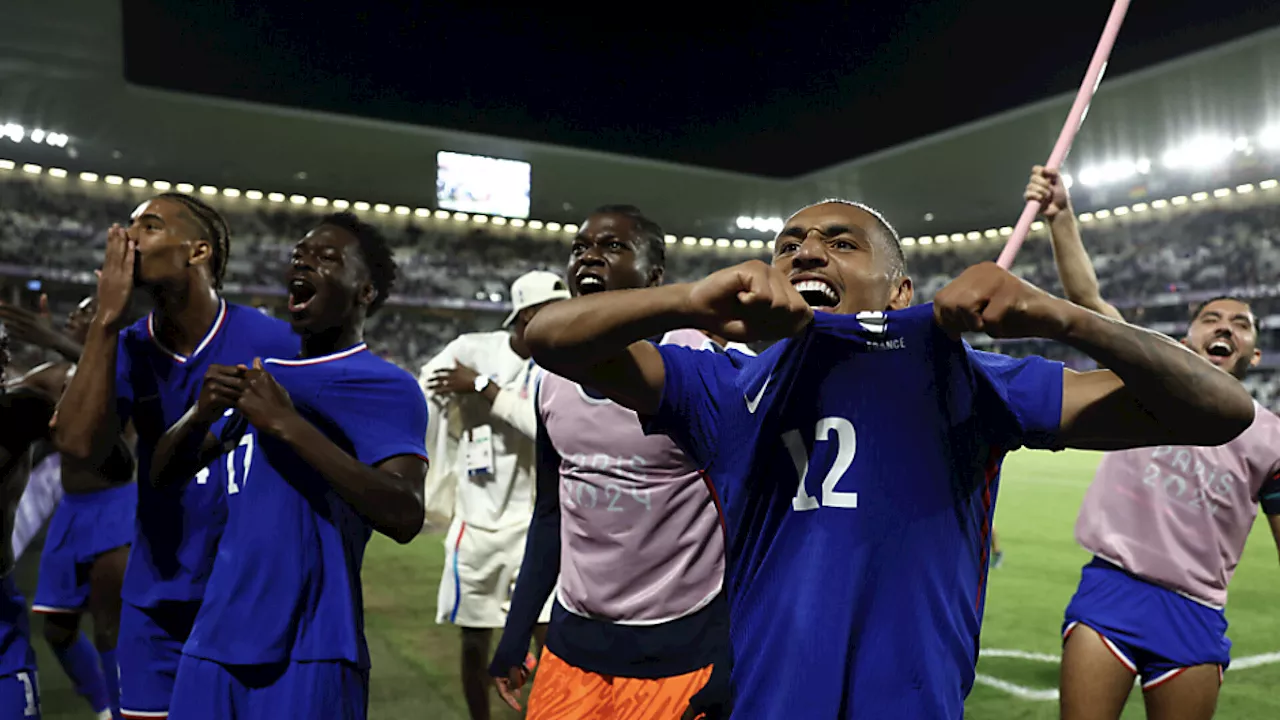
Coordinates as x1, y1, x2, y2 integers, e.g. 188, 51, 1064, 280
436, 151, 531, 219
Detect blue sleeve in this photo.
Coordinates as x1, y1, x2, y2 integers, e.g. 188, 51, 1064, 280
1261, 471, 1280, 516
965, 347, 1064, 451
490, 397, 561, 677
643, 344, 740, 469
114, 332, 134, 425
319, 368, 428, 466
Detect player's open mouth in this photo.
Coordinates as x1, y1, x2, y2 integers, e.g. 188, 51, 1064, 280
288, 277, 318, 312
1206, 339, 1234, 359
576, 272, 606, 295
791, 277, 840, 310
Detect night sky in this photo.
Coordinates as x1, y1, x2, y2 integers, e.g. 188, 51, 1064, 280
122, 0, 1280, 177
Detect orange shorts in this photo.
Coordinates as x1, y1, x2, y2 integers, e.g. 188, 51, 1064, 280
526, 647, 714, 720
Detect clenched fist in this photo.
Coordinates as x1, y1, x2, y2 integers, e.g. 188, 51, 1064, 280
685, 261, 814, 343
933, 263, 1074, 342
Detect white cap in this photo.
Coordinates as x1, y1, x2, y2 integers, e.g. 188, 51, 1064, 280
504, 270, 571, 327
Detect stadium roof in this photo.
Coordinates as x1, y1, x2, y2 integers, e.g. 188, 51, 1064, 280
4, 0, 1280, 242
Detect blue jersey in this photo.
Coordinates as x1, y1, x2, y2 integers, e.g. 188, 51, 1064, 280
117, 300, 299, 607
0, 577, 34, 677
183, 344, 428, 668
646, 304, 1063, 719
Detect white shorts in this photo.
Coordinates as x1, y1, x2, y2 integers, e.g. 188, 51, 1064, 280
436, 517, 554, 629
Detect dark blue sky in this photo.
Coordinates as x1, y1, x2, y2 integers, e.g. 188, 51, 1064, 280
122, 0, 1280, 176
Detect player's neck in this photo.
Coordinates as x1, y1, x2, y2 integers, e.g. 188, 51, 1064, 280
508, 333, 531, 360
150, 285, 222, 356
299, 324, 363, 359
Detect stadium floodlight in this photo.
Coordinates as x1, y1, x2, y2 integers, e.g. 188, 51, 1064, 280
966, 231, 980, 241
200, 185, 218, 196
1233, 136, 1250, 152
1150, 199, 1169, 209
332, 199, 350, 209
1031, 221, 1045, 231
413, 207, 428, 217
311, 197, 329, 207
244, 189, 262, 200
1260, 179, 1279, 190
527, 220, 543, 229
48, 167, 67, 178
547, 221, 563, 232
176, 183, 195, 193
918, 236, 934, 245
1131, 202, 1149, 212
699, 237, 713, 247
1078, 158, 1144, 187
394, 205, 410, 215
1162, 136, 1234, 170
78, 171, 98, 182
0, 159, 12, 171
564, 224, 579, 234
373, 203, 391, 214
664, 234, 677, 244
491, 216, 507, 226
749, 239, 765, 249
1078, 213, 1094, 223
901, 237, 916, 246
716, 238, 730, 247
268, 192, 285, 203
949, 233, 964, 242
104, 175, 123, 185
1212, 187, 1230, 198
128, 178, 147, 188
30, 129, 45, 144
736, 216, 753, 229
1113, 206, 1129, 216
289, 195, 307, 205
47, 132, 68, 148
1170, 195, 1188, 206
2, 124, 24, 143
1236, 184, 1255, 194
1259, 124, 1280, 151
153, 180, 172, 191
1061, 173, 1074, 189
20, 163, 41, 175
471, 213, 488, 223
983, 229, 999, 238
1191, 191, 1210, 202
998, 227, 1013, 236
510, 219, 526, 228
222, 188, 241, 198
1094, 209, 1111, 219
732, 239, 747, 248
433, 209, 449, 219
452, 211, 468, 221
681, 236, 696, 246
351, 201, 370, 211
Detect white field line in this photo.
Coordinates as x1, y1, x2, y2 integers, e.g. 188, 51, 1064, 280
974, 648, 1280, 701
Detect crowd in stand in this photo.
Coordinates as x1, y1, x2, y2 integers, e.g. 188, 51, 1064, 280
3, 173, 1280, 408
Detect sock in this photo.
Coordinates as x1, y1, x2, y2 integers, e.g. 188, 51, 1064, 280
51, 632, 110, 713
98, 646, 121, 719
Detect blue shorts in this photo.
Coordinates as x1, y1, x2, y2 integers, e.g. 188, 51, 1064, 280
167, 655, 368, 719
0, 670, 40, 719
1063, 557, 1231, 689
119, 600, 201, 719
0, 577, 38, 718
32, 484, 136, 614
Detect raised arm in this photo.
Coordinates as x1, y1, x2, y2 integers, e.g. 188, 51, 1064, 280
525, 261, 811, 415
1025, 166, 1124, 322
934, 264, 1254, 451
426, 361, 539, 439
52, 227, 136, 464
0, 297, 83, 363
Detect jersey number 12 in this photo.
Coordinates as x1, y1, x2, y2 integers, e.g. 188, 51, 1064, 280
783, 416, 858, 511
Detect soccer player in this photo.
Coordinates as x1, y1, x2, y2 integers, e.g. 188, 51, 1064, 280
5, 296, 135, 720
52, 193, 300, 719
152, 212, 428, 718
0, 322, 44, 719
1027, 166, 1280, 720
519, 199, 1255, 718
420, 270, 566, 720
489, 206, 731, 720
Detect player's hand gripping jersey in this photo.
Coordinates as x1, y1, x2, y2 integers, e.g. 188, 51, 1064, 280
646, 304, 1063, 719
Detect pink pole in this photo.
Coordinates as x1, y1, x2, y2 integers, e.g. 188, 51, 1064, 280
996, 0, 1132, 269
